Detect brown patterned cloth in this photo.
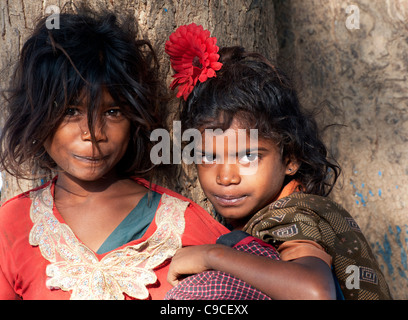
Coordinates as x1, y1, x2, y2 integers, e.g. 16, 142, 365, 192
242, 192, 392, 300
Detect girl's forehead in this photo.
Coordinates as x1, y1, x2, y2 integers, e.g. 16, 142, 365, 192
71, 89, 115, 106
198, 115, 282, 150
200, 125, 276, 150
198, 114, 253, 132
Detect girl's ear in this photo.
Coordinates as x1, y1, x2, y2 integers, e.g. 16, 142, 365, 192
285, 157, 300, 176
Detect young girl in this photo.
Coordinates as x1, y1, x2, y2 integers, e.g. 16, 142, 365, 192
164, 24, 392, 300
0, 11, 229, 300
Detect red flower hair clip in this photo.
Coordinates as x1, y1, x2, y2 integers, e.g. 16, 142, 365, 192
165, 23, 223, 101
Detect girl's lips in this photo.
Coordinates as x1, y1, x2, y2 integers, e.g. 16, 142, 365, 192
73, 154, 108, 163
213, 194, 247, 206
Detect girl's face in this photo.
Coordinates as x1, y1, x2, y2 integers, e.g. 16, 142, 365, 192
197, 118, 298, 230
44, 90, 131, 183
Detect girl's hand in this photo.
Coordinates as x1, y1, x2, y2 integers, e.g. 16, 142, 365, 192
167, 244, 223, 286
167, 243, 336, 299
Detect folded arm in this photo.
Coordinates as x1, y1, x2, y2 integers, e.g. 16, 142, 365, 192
167, 244, 336, 300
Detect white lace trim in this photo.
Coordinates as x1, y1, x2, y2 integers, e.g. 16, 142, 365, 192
29, 184, 187, 300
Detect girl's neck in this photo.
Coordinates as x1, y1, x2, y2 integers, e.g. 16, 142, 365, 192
225, 217, 249, 231
54, 170, 128, 203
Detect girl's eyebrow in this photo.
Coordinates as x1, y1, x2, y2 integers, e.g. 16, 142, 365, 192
104, 99, 127, 107
235, 147, 268, 154
68, 99, 122, 108
245, 147, 268, 153
68, 98, 82, 106
196, 147, 269, 156
105, 102, 119, 107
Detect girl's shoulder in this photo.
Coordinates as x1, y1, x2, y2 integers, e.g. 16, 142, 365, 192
279, 192, 351, 216
0, 181, 52, 240
1, 180, 52, 206
1, 181, 52, 206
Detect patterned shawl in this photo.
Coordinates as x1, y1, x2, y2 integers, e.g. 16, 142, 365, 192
242, 192, 392, 300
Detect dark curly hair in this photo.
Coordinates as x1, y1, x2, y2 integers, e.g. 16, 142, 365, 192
0, 7, 164, 180
181, 46, 340, 197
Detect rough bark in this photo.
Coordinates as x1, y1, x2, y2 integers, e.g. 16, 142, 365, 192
275, 0, 408, 299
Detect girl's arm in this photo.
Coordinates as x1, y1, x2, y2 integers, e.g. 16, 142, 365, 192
167, 244, 336, 300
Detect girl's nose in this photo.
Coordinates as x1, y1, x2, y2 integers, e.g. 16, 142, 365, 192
216, 163, 241, 186
80, 119, 107, 142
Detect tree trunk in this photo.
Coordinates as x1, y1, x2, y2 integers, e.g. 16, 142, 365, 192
274, 0, 408, 299
0, 0, 278, 206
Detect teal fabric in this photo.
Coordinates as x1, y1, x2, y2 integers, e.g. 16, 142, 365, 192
96, 191, 162, 254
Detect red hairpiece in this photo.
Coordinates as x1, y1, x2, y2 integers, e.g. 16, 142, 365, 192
165, 23, 223, 101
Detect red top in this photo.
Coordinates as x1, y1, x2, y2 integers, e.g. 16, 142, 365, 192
0, 177, 229, 300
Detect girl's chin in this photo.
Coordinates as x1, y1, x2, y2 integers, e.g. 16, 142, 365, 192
216, 210, 251, 224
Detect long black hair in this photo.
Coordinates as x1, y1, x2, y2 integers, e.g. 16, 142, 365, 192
181, 46, 340, 197
0, 7, 163, 179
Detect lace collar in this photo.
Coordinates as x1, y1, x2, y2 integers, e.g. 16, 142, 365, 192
28, 183, 188, 300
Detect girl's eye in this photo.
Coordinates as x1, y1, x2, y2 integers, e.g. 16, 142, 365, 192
239, 153, 259, 164
64, 107, 80, 117
105, 108, 122, 117
201, 153, 216, 164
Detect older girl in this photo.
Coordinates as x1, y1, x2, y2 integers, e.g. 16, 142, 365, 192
0, 11, 228, 300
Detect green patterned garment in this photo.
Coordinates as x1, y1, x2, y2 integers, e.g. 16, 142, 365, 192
242, 193, 392, 300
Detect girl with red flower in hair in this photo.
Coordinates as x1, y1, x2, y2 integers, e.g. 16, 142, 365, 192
165, 24, 391, 300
